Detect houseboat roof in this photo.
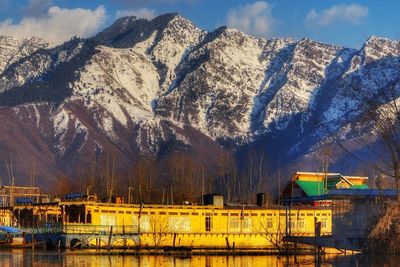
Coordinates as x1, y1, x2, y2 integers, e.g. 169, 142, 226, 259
57, 201, 331, 211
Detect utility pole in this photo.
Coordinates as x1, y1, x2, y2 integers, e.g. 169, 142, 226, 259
128, 187, 134, 204
170, 185, 174, 205
201, 167, 205, 205
139, 185, 142, 203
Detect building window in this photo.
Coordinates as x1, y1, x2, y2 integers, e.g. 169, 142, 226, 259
293, 188, 302, 197
205, 216, 212, 232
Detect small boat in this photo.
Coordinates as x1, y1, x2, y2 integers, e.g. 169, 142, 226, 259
0, 226, 43, 248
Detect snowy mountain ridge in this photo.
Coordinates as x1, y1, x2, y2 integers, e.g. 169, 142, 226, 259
0, 13, 399, 185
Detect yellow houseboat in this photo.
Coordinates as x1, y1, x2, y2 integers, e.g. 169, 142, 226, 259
55, 195, 331, 249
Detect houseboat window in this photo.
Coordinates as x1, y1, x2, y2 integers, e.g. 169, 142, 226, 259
307, 213, 313, 216
126, 211, 132, 214
221, 213, 228, 216
266, 218, 273, 228
230, 217, 239, 229
169, 217, 190, 232
266, 213, 272, 216
169, 212, 178, 215
231, 213, 238, 216
86, 211, 92, 224
118, 211, 124, 214
159, 212, 166, 215
243, 218, 251, 230
287, 220, 296, 229
140, 216, 150, 232
205, 216, 212, 232
94, 209, 99, 213
192, 212, 199, 216
297, 218, 305, 229
180, 212, 189, 215
251, 213, 257, 216
321, 218, 328, 229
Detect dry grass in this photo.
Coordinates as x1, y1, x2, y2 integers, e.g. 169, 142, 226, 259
369, 201, 400, 253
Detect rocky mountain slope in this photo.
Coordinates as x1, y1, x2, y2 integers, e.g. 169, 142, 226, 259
0, 13, 399, 189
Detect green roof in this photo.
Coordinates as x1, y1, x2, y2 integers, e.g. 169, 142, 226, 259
351, 184, 369, 189
327, 179, 340, 188
295, 180, 369, 196
295, 180, 326, 196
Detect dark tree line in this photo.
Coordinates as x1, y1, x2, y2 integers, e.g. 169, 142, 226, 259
62, 147, 277, 205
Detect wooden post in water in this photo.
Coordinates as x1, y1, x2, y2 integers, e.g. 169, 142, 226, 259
173, 233, 177, 248
31, 231, 34, 252
108, 226, 113, 251
225, 237, 231, 252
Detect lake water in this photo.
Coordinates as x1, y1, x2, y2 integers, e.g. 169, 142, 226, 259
0, 250, 397, 267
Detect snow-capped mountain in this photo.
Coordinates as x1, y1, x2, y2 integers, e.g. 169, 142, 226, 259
0, 13, 399, 187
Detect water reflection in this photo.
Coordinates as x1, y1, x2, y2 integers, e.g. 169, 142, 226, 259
0, 250, 397, 267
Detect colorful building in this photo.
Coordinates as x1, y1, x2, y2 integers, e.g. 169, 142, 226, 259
282, 172, 369, 201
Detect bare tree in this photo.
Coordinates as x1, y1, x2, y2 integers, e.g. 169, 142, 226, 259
131, 156, 159, 203
167, 152, 202, 203
81, 161, 97, 197
100, 152, 118, 203
29, 160, 36, 187
257, 215, 287, 253
239, 148, 270, 203
318, 144, 333, 194
340, 84, 400, 200
215, 151, 237, 202
144, 214, 169, 248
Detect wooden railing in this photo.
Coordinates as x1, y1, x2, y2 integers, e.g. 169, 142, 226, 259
63, 224, 139, 235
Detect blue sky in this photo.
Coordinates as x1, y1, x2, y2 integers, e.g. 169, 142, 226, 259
0, 0, 398, 47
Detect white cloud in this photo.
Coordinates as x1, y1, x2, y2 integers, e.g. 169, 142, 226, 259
306, 4, 368, 26
226, 1, 274, 37
0, 5, 106, 44
23, 0, 53, 16
116, 8, 156, 20
113, 0, 197, 6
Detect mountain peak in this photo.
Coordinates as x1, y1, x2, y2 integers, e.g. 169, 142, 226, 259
93, 13, 197, 48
